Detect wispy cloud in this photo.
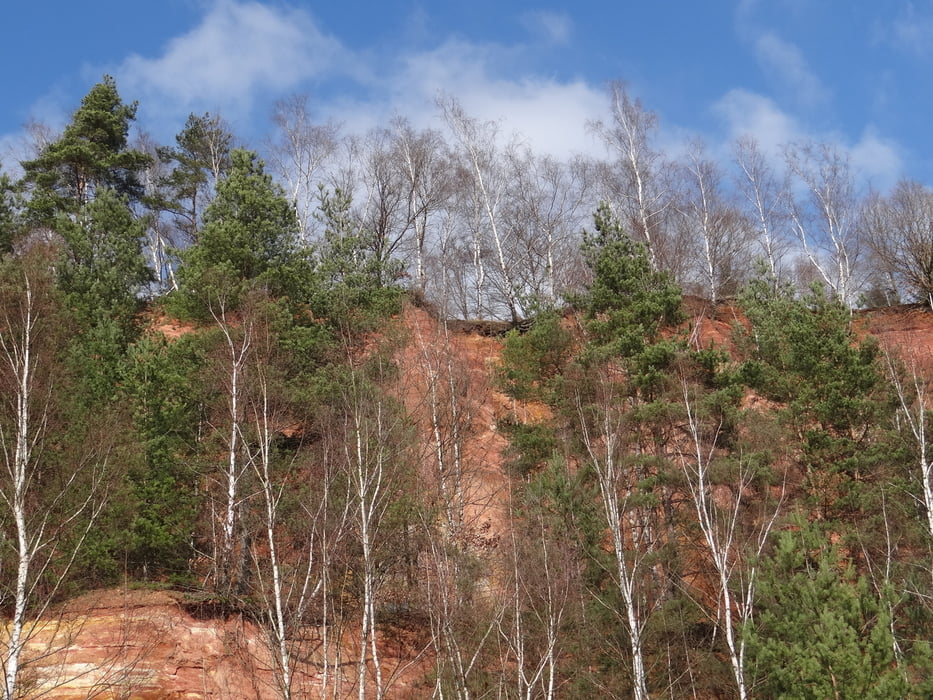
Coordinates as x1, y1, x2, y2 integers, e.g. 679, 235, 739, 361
712, 88, 902, 189
520, 10, 573, 45
713, 88, 801, 157
889, 2, 933, 57
850, 127, 902, 190
753, 32, 829, 108
115, 1, 358, 124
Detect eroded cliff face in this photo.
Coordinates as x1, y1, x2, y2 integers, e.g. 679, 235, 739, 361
19, 589, 280, 699
21, 588, 431, 699
20, 306, 508, 700
16, 302, 933, 699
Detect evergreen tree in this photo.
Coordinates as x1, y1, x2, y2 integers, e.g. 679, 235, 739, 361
120, 334, 205, 580
157, 112, 233, 244
176, 149, 308, 316
749, 523, 910, 699
17, 78, 154, 409
22, 75, 151, 223
577, 202, 684, 394
738, 276, 894, 519
312, 186, 404, 325
56, 188, 153, 328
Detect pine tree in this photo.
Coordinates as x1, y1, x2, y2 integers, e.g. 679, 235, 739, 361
157, 112, 233, 244
176, 149, 308, 316
749, 523, 910, 699
22, 75, 151, 223
577, 202, 683, 394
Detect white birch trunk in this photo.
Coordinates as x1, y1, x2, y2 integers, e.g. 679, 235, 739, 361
677, 380, 783, 700
576, 388, 650, 700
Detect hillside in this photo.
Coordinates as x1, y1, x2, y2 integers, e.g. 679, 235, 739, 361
16, 300, 933, 699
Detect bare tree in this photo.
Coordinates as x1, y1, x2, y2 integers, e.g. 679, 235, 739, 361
589, 82, 670, 271
733, 136, 793, 283
574, 367, 657, 700
238, 299, 340, 700
785, 141, 862, 302
676, 377, 784, 700
0, 247, 110, 700
862, 179, 933, 307
503, 148, 592, 308
675, 141, 754, 303
352, 125, 442, 289
406, 309, 505, 699
192, 286, 254, 595
884, 349, 933, 547
266, 95, 342, 241
439, 96, 523, 322
135, 131, 179, 293
497, 479, 579, 700
390, 118, 455, 294
330, 351, 417, 700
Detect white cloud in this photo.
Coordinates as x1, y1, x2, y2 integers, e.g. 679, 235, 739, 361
333, 38, 608, 160
891, 2, 933, 57
520, 11, 573, 45
306, 18, 609, 157
712, 88, 903, 190
115, 1, 357, 122
849, 128, 902, 190
754, 32, 828, 107
712, 88, 801, 158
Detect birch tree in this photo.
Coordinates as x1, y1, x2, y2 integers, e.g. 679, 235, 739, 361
389, 118, 454, 295
785, 141, 862, 302
266, 94, 341, 241
503, 148, 592, 308
439, 96, 522, 322
589, 82, 669, 271
733, 136, 792, 284
0, 247, 110, 700
569, 203, 685, 698
675, 376, 783, 700
675, 141, 753, 303
885, 349, 933, 547
204, 290, 253, 595
411, 316, 501, 699
240, 298, 331, 700
329, 351, 418, 700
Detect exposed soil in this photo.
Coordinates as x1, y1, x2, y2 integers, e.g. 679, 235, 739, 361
20, 300, 933, 698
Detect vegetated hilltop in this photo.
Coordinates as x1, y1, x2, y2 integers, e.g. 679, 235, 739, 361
10, 71, 933, 699
20, 297, 933, 699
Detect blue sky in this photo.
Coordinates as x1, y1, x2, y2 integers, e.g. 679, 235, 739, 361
2, 1, 932, 187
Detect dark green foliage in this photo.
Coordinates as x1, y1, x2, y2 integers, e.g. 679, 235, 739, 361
311, 186, 403, 327
16, 78, 153, 407
0, 246, 137, 591
577, 202, 683, 365
738, 275, 897, 518
22, 75, 151, 222
499, 309, 573, 402
56, 187, 153, 328
157, 112, 233, 243
740, 278, 885, 426
119, 333, 205, 580
175, 149, 310, 316
749, 523, 910, 699
499, 420, 560, 478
